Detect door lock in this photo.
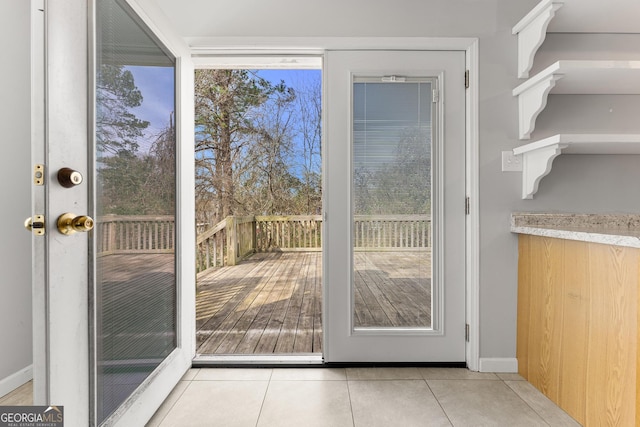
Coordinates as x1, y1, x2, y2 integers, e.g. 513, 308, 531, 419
33, 164, 45, 186
24, 215, 46, 236
57, 213, 94, 235
57, 167, 83, 188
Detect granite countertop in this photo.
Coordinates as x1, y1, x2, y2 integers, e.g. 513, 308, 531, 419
511, 213, 640, 249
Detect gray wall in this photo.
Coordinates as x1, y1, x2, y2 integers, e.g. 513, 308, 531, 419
159, 0, 640, 360
0, 0, 33, 390
482, 30, 640, 358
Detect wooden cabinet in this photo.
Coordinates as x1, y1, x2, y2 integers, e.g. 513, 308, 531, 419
517, 234, 640, 426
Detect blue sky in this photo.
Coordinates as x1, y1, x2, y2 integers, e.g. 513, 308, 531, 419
127, 65, 175, 152
127, 67, 321, 161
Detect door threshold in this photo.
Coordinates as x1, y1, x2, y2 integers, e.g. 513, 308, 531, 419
192, 355, 466, 369
193, 354, 324, 367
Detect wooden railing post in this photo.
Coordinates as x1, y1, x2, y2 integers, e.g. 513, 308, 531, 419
226, 216, 238, 266
252, 216, 257, 252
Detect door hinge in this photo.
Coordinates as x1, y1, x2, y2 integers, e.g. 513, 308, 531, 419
465, 70, 470, 89
465, 324, 470, 342
465, 197, 470, 215
432, 89, 439, 103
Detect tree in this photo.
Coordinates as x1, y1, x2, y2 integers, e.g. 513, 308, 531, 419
98, 149, 152, 215
194, 69, 293, 224
144, 116, 176, 214
98, 118, 175, 215
354, 127, 431, 215
293, 73, 322, 214
96, 64, 149, 154
96, 64, 176, 216
241, 87, 299, 215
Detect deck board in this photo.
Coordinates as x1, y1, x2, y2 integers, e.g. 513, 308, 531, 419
196, 251, 431, 355
98, 253, 176, 360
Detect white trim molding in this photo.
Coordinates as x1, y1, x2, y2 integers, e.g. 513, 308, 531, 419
189, 36, 479, 55
0, 365, 32, 399
465, 39, 480, 372
479, 358, 518, 373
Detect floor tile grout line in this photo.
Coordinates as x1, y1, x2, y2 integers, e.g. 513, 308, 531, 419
255, 374, 274, 427
345, 380, 357, 427
423, 379, 455, 427
502, 380, 554, 427
153, 379, 192, 427
153, 368, 572, 426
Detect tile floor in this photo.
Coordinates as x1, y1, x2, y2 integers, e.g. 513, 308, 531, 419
147, 368, 581, 427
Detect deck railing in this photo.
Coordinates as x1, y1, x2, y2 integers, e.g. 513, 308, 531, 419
353, 215, 431, 250
196, 214, 430, 273
96, 214, 430, 272
255, 215, 322, 252
97, 215, 175, 255
195, 218, 227, 271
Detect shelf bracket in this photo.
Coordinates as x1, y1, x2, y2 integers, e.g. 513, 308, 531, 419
516, 73, 563, 140
513, 0, 564, 79
520, 142, 568, 199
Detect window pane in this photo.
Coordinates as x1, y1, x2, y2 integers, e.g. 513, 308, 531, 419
352, 80, 433, 329
95, 0, 176, 422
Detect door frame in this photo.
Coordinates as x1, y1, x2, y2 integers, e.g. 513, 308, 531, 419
191, 56, 323, 365
191, 37, 479, 370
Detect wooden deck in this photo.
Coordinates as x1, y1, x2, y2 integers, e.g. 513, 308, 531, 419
196, 251, 431, 355
97, 253, 176, 360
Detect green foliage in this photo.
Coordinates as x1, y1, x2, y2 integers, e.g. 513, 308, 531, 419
98, 124, 175, 215
354, 127, 432, 215
96, 64, 150, 154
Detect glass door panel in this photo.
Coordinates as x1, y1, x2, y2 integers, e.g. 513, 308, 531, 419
352, 79, 434, 330
95, 0, 176, 422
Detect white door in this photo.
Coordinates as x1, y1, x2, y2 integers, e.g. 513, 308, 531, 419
30, 0, 195, 425
324, 50, 466, 362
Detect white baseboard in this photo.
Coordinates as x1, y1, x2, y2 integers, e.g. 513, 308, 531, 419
478, 358, 518, 373
0, 365, 33, 398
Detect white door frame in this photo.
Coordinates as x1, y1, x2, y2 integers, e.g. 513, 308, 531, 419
102, 1, 197, 423
190, 37, 479, 370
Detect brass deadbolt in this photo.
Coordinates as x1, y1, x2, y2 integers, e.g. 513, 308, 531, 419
24, 215, 46, 236
57, 168, 83, 188
57, 213, 94, 235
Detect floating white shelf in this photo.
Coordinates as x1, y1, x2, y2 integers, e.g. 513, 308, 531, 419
513, 134, 640, 199
512, 0, 564, 79
512, 60, 640, 140
513, 0, 640, 79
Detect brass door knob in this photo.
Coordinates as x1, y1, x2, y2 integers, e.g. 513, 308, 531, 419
57, 168, 83, 188
57, 213, 94, 235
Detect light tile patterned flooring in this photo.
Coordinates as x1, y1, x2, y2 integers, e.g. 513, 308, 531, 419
147, 368, 581, 427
